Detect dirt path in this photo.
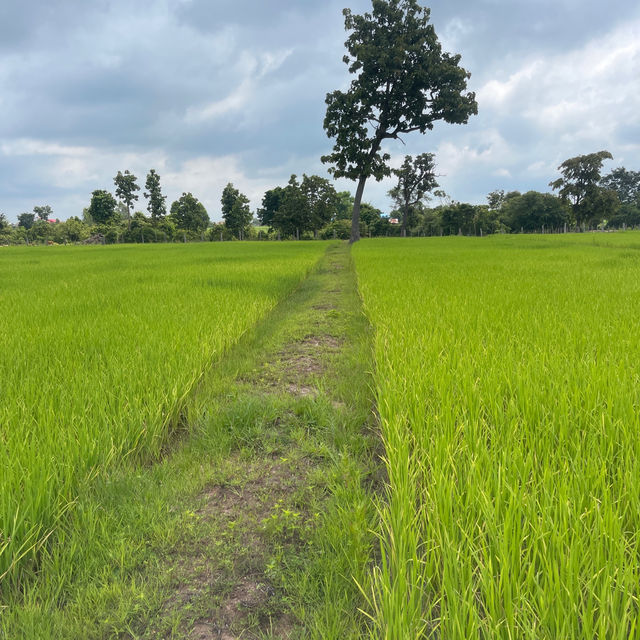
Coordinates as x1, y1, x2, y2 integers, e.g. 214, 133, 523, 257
141, 243, 379, 639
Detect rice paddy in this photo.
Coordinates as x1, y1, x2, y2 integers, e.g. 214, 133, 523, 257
3, 233, 640, 639
354, 233, 640, 638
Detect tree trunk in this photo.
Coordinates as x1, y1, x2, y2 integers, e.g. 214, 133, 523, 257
351, 175, 368, 243
402, 202, 409, 237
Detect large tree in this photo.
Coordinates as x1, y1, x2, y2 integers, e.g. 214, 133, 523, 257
114, 170, 140, 230
388, 153, 438, 237
322, 0, 477, 242
169, 192, 209, 233
88, 190, 118, 225
221, 183, 252, 239
549, 151, 614, 227
144, 169, 167, 224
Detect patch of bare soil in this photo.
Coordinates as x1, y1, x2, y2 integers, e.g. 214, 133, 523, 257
246, 333, 343, 398
155, 458, 310, 638
278, 335, 342, 375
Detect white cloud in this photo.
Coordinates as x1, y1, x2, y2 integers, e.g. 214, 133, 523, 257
477, 19, 640, 140
435, 129, 513, 176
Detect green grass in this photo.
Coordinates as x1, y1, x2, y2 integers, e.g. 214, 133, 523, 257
0, 242, 327, 588
354, 233, 640, 639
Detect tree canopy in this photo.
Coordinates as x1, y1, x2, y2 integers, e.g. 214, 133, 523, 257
601, 167, 640, 206
322, 0, 477, 242
17, 212, 36, 229
502, 191, 569, 232
169, 192, 209, 233
257, 187, 285, 228
258, 175, 338, 238
114, 170, 140, 229
221, 183, 252, 239
33, 205, 53, 221
549, 151, 616, 226
144, 169, 167, 224
88, 189, 118, 225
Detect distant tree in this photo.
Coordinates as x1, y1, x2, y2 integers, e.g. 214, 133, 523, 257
272, 175, 307, 238
300, 174, 338, 236
17, 212, 36, 229
125, 211, 157, 243
550, 151, 614, 227
221, 183, 252, 239
333, 191, 355, 221
584, 188, 620, 228
441, 202, 476, 235
33, 205, 53, 221
601, 167, 640, 205
602, 169, 640, 229
59, 216, 89, 243
144, 169, 167, 224
487, 189, 506, 211
114, 170, 140, 229
320, 218, 352, 240
413, 205, 443, 236
388, 153, 438, 237
0, 214, 12, 243
322, 0, 477, 242
359, 202, 388, 236
88, 189, 118, 225
31, 218, 55, 243
170, 192, 209, 233
257, 187, 285, 228
502, 191, 569, 232
472, 205, 507, 235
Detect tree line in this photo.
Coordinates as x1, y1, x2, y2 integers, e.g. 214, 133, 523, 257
1, 151, 638, 245
394, 151, 640, 237
0, 168, 399, 245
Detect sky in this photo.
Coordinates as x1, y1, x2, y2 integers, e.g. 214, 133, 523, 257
1, 0, 639, 222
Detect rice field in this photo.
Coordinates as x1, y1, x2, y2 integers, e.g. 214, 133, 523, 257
354, 234, 640, 638
5, 233, 640, 638
0, 242, 326, 586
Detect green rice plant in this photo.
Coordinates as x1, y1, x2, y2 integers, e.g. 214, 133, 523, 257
0, 241, 326, 588
354, 233, 640, 639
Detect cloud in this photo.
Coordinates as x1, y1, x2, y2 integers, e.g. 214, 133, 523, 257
478, 20, 640, 142
184, 49, 293, 124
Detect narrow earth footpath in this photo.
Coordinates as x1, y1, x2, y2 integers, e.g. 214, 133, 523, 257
143, 242, 380, 638
2, 242, 380, 640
